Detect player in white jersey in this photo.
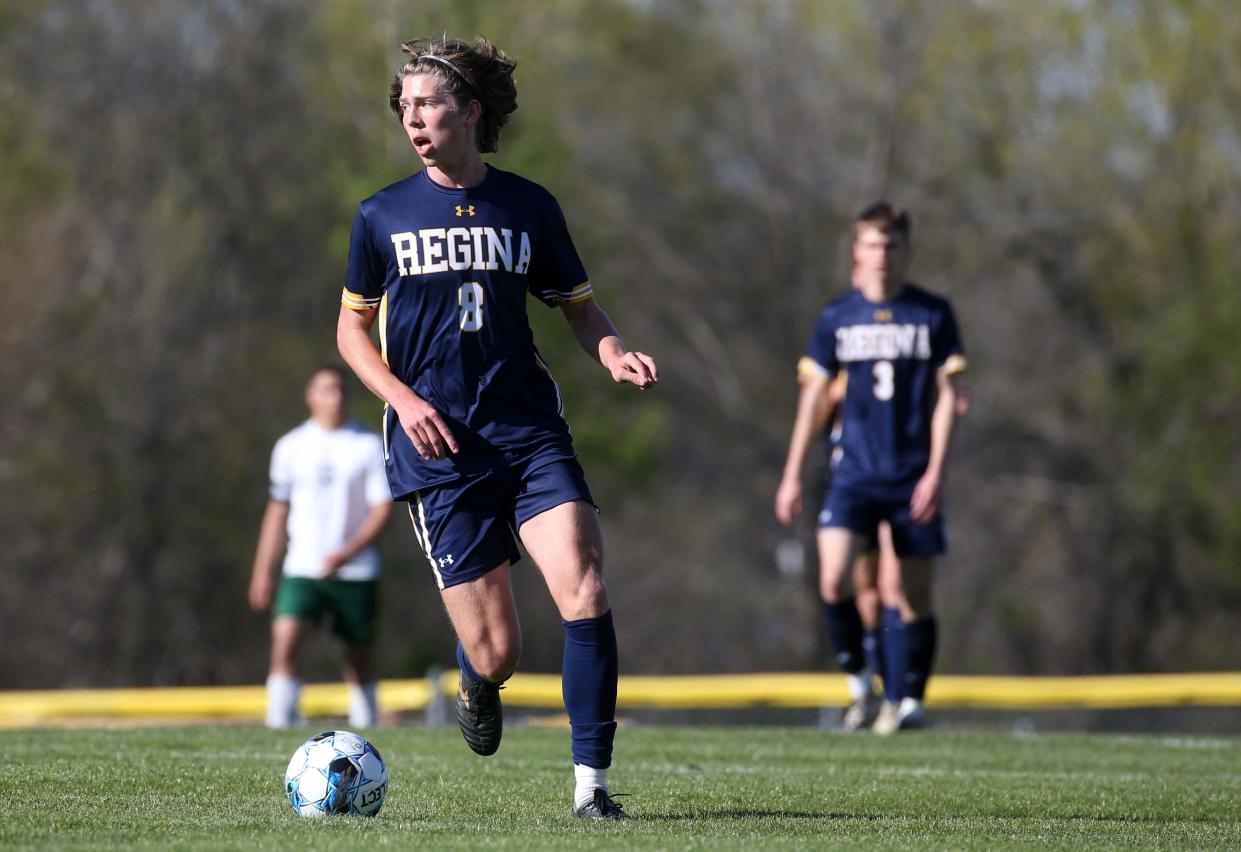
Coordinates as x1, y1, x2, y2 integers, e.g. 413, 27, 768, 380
248, 365, 393, 728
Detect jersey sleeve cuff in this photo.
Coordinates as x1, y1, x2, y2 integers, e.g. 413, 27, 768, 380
342, 287, 382, 311
540, 281, 593, 307
939, 354, 968, 375
797, 356, 830, 383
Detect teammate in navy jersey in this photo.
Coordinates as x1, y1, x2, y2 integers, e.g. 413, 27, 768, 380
776, 202, 966, 733
337, 36, 655, 820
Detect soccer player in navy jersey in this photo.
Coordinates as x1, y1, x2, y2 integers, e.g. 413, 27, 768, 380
776, 202, 966, 733
336, 36, 656, 819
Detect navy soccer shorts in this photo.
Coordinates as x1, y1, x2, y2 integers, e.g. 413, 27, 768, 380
818, 482, 947, 558
405, 451, 595, 590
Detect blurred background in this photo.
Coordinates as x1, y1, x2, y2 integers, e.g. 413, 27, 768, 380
1, 0, 1238, 696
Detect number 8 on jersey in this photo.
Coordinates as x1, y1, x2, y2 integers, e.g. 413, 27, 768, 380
459, 282, 484, 331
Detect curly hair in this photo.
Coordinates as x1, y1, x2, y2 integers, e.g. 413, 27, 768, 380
388, 36, 518, 154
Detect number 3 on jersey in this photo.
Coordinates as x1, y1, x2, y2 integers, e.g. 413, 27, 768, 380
872, 360, 894, 401
458, 282, 484, 332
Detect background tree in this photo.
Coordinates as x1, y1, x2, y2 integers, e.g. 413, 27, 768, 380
1, 0, 1237, 689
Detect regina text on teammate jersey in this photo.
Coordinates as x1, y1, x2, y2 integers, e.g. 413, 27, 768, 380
834, 323, 932, 362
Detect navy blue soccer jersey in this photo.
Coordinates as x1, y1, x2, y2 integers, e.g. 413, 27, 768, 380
343, 166, 593, 499
798, 284, 966, 498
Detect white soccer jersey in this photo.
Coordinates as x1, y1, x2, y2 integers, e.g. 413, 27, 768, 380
270, 419, 392, 581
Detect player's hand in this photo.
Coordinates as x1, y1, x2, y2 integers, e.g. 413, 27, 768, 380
319, 551, 349, 579
910, 472, 942, 524
774, 476, 803, 528
954, 382, 972, 416
248, 574, 274, 613
396, 396, 459, 460
607, 351, 659, 389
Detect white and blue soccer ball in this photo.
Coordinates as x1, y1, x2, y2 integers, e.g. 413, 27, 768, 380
284, 730, 388, 817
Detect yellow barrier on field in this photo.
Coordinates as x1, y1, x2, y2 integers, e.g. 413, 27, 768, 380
1, 672, 1239, 728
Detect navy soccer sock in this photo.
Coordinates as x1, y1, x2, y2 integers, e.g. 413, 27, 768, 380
863, 628, 884, 694
456, 640, 485, 684
881, 607, 909, 703
822, 599, 866, 675
561, 610, 619, 769
903, 616, 938, 701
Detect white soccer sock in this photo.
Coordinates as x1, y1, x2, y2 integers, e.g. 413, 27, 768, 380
266, 673, 301, 728
348, 681, 379, 728
847, 667, 874, 700
574, 763, 608, 809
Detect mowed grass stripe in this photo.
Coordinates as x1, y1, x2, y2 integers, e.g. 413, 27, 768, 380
1, 726, 1238, 849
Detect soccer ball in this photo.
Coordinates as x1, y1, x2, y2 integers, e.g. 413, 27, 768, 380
284, 730, 388, 817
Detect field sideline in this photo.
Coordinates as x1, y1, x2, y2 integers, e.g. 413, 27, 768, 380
3, 725, 1238, 849
4, 672, 1240, 727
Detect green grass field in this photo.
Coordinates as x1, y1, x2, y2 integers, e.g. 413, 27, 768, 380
2, 724, 1238, 849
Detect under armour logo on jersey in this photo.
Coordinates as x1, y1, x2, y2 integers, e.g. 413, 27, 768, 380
873, 308, 893, 322
439, 555, 455, 567
455, 204, 475, 217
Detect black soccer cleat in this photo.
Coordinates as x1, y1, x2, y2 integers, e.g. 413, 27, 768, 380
572, 788, 630, 820
456, 672, 503, 756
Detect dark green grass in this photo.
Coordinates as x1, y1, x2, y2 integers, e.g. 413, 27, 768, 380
2, 724, 1239, 849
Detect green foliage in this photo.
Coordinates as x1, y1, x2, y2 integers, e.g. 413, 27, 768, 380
0, 108, 65, 219
1, 725, 1239, 848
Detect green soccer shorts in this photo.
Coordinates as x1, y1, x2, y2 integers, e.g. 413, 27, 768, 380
272, 576, 380, 647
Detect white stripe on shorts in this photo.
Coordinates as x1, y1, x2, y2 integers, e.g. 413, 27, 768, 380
407, 498, 444, 589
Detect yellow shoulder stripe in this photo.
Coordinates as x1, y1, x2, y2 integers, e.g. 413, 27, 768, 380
342, 287, 381, 311
797, 356, 829, 383
940, 354, 968, 375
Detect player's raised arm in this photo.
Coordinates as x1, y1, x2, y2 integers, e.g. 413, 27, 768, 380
775, 367, 838, 528
559, 296, 658, 389
336, 304, 459, 459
